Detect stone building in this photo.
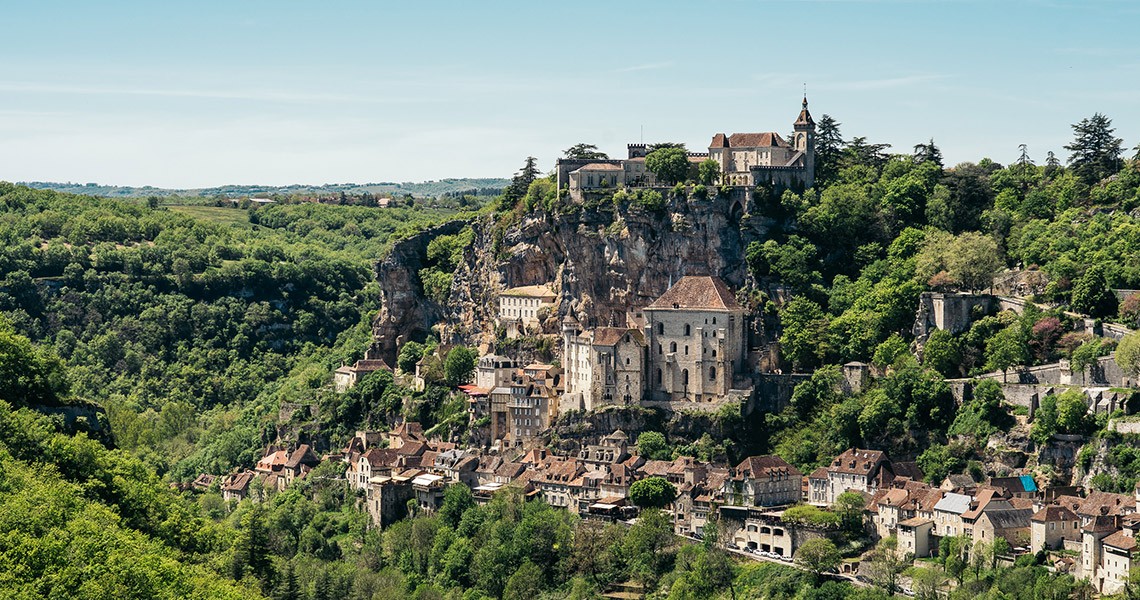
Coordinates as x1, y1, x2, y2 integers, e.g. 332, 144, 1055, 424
643, 276, 746, 403
498, 285, 556, 338
555, 96, 816, 196
561, 317, 646, 413
727, 455, 802, 507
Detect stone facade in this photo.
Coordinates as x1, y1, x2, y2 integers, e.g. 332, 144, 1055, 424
556, 97, 815, 197
643, 276, 746, 402
561, 318, 647, 413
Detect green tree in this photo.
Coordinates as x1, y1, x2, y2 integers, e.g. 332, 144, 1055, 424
629, 476, 677, 509
563, 144, 609, 160
645, 146, 690, 185
233, 504, 274, 584
863, 536, 910, 594
985, 324, 1029, 379
697, 158, 721, 185
1070, 264, 1118, 318
503, 561, 544, 600
398, 341, 426, 373
814, 114, 846, 186
872, 334, 910, 370
795, 538, 840, 580
922, 329, 961, 378
1064, 112, 1124, 184
1055, 389, 1092, 435
833, 491, 866, 531
917, 443, 965, 484
503, 156, 541, 208
275, 561, 300, 600
636, 431, 671, 460
444, 346, 476, 386
779, 297, 830, 371
912, 138, 944, 168
438, 484, 475, 528
622, 509, 675, 588
1116, 330, 1140, 376
0, 318, 69, 407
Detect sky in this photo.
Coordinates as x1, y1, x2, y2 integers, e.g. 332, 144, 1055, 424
2, 0, 1139, 188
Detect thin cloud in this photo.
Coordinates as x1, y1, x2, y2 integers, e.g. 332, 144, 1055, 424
821, 74, 950, 91
613, 62, 673, 73
0, 80, 428, 104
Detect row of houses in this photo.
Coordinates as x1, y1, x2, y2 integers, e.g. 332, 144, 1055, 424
865, 467, 1140, 595
214, 424, 1140, 595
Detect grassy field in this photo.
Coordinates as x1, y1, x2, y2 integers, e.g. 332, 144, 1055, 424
169, 205, 251, 227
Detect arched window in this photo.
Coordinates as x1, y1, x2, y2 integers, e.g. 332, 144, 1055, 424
682, 369, 689, 386
712, 316, 717, 325
669, 341, 677, 353
684, 323, 691, 336
656, 323, 664, 335
709, 366, 717, 381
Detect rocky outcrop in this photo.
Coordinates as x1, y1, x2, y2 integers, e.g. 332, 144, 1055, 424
370, 220, 468, 361
371, 189, 773, 363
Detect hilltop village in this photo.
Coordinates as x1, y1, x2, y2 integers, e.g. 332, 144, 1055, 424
198, 100, 1140, 596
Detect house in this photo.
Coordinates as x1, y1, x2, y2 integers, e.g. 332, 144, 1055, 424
975, 508, 1033, 547
729, 455, 802, 507
221, 470, 257, 502
283, 444, 321, 488
333, 358, 391, 392
579, 430, 631, 465
1031, 505, 1080, 551
822, 449, 893, 506
388, 421, 426, 450
898, 517, 935, 558
643, 276, 746, 403
808, 467, 829, 505
932, 493, 972, 537
555, 96, 815, 196
411, 473, 447, 513
989, 475, 1039, 500
561, 319, 647, 413
1098, 524, 1139, 594
498, 285, 556, 338
191, 473, 216, 491
366, 474, 414, 528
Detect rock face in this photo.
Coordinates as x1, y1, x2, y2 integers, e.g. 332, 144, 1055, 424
371, 190, 772, 363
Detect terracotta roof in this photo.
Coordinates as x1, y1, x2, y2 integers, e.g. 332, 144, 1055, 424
362, 448, 398, 468
1102, 530, 1138, 551
502, 285, 556, 299
397, 441, 427, 456
592, 327, 643, 347
713, 132, 788, 149
1083, 514, 1121, 533
828, 449, 888, 476
917, 489, 945, 513
892, 462, 924, 482
575, 163, 624, 172
899, 517, 933, 528
352, 358, 391, 373
646, 276, 741, 311
735, 455, 801, 480
878, 488, 910, 508
1079, 491, 1137, 518
222, 470, 255, 492
809, 467, 829, 480
1032, 505, 1079, 523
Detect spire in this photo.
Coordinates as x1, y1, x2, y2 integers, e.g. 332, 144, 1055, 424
795, 91, 814, 128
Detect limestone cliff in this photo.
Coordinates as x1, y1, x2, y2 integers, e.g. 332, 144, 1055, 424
371, 190, 774, 362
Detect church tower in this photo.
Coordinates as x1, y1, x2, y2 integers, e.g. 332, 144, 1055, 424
793, 95, 816, 189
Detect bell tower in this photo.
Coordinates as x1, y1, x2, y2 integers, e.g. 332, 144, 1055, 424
793, 94, 816, 188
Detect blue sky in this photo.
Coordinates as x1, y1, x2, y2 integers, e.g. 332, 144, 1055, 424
2, 0, 1138, 188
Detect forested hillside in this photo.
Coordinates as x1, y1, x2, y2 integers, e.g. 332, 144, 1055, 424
0, 183, 465, 479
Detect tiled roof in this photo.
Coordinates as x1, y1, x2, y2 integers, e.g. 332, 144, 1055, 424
828, 449, 887, 476
575, 163, 624, 172
592, 327, 642, 347
899, 517, 933, 528
1032, 505, 1079, 523
708, 132, 788, 149
646, 276, 741, 311
1079, 491, 1137, 517
982, 508, 1033, 530
809, 467, 829, 480
735, 455, 801, 480
1103, 530, 1138, 551
502, 285, 556, 299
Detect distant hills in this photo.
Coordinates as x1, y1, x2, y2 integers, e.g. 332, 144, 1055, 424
19, 178, 510, 199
